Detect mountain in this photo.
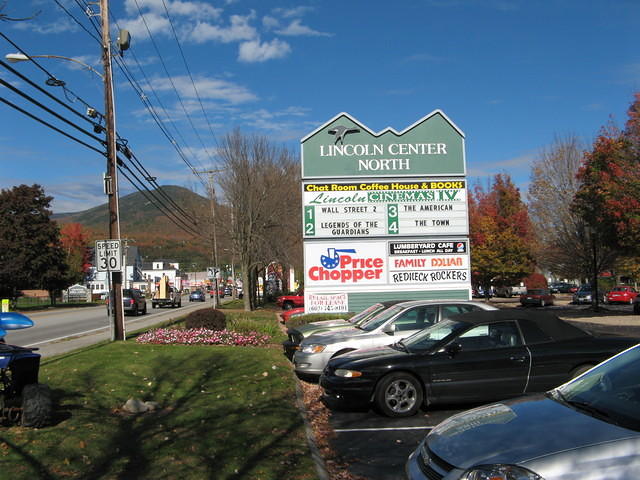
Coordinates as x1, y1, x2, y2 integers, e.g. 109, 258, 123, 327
53, 185, 215, 266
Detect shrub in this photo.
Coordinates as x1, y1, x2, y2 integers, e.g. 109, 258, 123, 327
185, 308, 227, 331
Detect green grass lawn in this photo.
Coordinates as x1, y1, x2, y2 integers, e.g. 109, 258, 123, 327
0, 312, 318, 480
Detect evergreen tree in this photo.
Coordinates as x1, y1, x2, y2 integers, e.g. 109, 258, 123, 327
0, 184, 69, 303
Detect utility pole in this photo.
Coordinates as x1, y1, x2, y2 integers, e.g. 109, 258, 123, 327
100, 0, 124, 340
193, 169, 221, 307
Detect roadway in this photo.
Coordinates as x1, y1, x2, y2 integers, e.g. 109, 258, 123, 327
5, 294, 224, 357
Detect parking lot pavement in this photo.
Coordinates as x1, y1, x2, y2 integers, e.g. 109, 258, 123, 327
328, 406, 467, 479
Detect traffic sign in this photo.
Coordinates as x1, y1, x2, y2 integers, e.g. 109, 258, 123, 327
95, 240, 122, 272
207, 267, 219, 279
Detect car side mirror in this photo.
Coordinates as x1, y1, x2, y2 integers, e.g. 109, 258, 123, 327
383, 323, 396, 334
446, 342, 462, 357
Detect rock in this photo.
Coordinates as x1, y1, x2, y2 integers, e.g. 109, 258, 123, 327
123, 398, 148, 413
144, 401, 160, 411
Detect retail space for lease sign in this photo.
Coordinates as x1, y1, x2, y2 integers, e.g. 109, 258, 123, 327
301, 111, 470, 312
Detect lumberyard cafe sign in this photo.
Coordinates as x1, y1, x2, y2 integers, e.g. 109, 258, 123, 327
301, 111, 470, 312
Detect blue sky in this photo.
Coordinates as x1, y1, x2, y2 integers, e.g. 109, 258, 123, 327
1, 0, 638, 213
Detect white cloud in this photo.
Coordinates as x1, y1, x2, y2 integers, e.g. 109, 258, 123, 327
120, 12, 171, 39
149, 75, 258, 104
124, 0, 221, 19
276, 19, 332, 37
189, 13, 257, 43
238, 38, 291, 63
272, 7, 315, 19
13, 18, 78, 35
262, 15, 280, 30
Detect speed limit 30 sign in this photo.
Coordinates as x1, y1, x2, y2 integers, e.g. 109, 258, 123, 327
95, 239, 122, 272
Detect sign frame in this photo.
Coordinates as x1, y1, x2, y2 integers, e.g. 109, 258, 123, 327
95, 239, 122, 272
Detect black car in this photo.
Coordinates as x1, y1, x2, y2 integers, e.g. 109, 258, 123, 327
550, 282, 578, 293
320, 310, 637, 417
122, 288, 147, 316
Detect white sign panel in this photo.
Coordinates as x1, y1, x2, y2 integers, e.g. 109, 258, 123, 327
305, 293, 349, 313
388, 240, 469, 287
304, 239, 470, 292
303, 179, 468, 238
305, 242, 387, 287
95, 240, 122, 272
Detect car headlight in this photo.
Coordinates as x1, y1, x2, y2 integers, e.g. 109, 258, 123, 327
334, 369, 362, 378
300, 343, 326, 354
461, 464, 543, 480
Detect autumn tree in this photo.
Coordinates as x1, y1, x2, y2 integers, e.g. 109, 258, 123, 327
0, 184, 69, 303
528, 135, 617, 281
469, 174, 535, 293
216, 129, 301, 311
575, 93, 640, 253
59, 222, 92, 284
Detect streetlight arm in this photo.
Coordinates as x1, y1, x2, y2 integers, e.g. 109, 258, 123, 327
5, 53, 104, 79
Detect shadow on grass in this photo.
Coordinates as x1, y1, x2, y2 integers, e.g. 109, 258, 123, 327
6, 347, 311, 480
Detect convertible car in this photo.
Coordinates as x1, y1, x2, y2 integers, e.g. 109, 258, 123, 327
320, 310, 637, 417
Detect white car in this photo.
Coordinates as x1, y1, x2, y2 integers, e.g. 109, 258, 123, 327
293, 300, 497, 377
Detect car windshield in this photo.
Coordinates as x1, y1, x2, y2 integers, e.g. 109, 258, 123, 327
554, 345, 640, 431
578, 286, 592, 293
123, 289, 132, 296
350, 303, 385, 325
400, 319, 469, 351
358, 304, 407, 331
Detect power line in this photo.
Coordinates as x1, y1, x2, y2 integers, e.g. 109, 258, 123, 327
131, 0, 215, 172
160, 0, 219, 150
0, 95, 105, 154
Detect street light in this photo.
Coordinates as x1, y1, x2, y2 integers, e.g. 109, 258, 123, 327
5, 52, 104, 79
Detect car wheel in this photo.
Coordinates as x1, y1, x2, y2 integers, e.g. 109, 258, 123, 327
283, 302, 294, 310
141, 303, 147, 315
374, 372, 423, 417
21, 383, 52, 428
570, 364, 594, 379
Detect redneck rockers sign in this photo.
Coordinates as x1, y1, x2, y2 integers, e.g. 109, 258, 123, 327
301, 111, 471, 312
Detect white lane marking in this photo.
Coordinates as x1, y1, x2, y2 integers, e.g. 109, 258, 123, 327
335, 426, 434, 433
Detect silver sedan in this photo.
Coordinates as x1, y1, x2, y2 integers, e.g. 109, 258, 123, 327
406, 343, 640, 479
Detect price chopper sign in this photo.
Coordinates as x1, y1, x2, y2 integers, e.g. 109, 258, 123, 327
95, 240, 122, 272
301, 111, 471, 312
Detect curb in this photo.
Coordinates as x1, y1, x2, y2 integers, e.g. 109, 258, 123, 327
277, 311, 330, 480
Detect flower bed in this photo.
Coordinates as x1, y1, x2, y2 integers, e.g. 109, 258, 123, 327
136, 327, 270, 346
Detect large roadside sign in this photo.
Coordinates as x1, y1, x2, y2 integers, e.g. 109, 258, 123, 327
95, 239, 122, 272
301, 110, 470, 313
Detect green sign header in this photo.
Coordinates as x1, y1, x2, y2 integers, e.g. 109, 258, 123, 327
301, 110, 465, 179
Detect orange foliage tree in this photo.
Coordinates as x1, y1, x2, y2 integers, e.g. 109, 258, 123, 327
469, 174, 535, 293
575, 93, 640, 252
59, 222, 92, 284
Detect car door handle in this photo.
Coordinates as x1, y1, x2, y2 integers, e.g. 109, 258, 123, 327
510, 356, 526, 363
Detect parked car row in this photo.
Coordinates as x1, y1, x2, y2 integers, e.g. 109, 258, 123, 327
406, 342, 640, 479
282, 300, 640, 479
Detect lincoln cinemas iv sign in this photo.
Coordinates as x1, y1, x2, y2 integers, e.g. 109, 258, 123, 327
301, 111, 471, 313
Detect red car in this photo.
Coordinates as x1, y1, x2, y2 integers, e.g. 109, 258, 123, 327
280, 307, 305, 323
605, 285, 638, 304
276, 290, 304, 310
520, 288, 554, 307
